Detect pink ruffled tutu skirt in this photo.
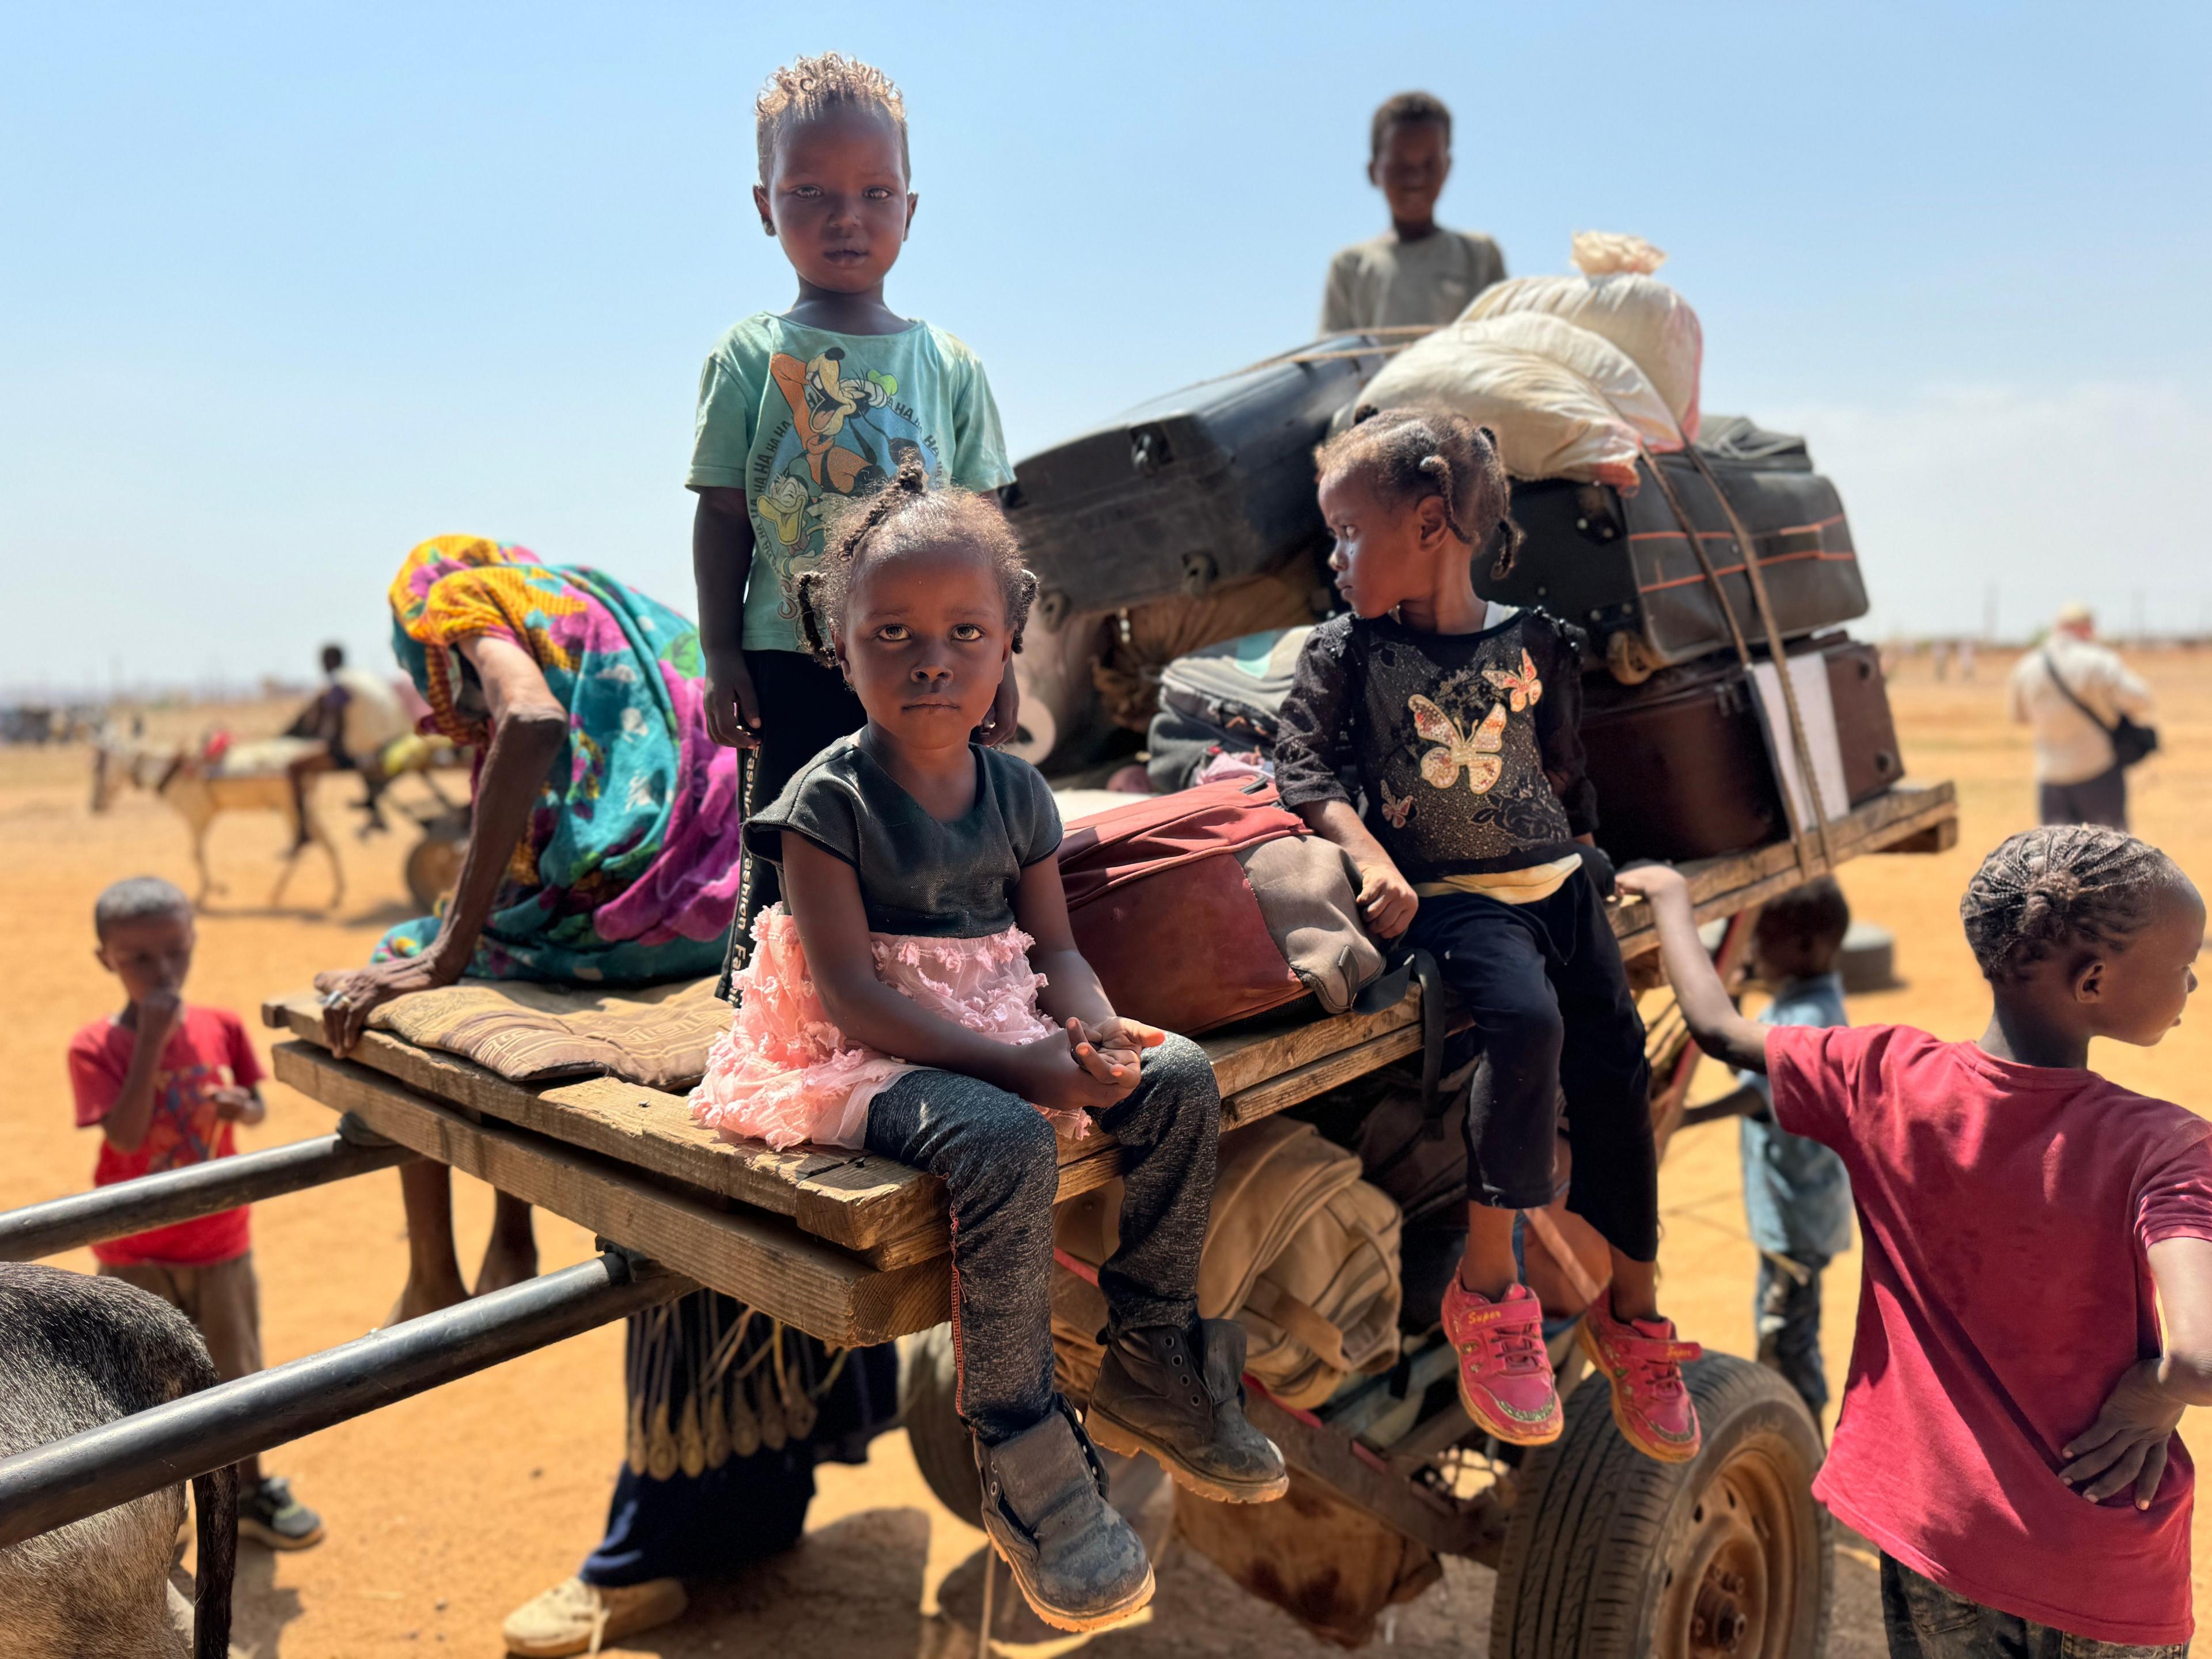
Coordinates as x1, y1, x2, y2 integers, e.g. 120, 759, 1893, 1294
689, 904, 1083, 1150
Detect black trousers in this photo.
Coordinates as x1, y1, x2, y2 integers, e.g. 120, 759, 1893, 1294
1404, 874, 1658, 1262
719, 649, 867, 993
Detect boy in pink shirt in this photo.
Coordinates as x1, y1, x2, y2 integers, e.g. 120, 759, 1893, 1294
1623, 829, 2212, 1653
69, 876, 325, 1551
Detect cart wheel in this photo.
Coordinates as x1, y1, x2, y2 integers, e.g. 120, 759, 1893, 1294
898, 1324, 980, 1522
1490, 1353, 1831, 1659
404, 830, 467, 915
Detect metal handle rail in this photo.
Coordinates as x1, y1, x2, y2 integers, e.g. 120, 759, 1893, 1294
0, 1120, 413, 1263
0, 1251, 691, 1548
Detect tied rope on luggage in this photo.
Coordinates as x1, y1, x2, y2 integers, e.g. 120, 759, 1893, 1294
1634, 443, 1836, 877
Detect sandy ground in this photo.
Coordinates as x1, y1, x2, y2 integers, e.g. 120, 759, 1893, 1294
7, 648, 2212, 1655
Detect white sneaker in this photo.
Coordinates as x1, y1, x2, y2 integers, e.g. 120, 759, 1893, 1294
502, 1576, 687, 1657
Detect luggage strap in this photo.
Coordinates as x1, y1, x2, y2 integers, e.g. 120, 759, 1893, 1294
1636, 446, 1835, 876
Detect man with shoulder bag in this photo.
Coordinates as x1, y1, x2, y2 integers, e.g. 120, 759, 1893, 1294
2007, 603, 2157, 830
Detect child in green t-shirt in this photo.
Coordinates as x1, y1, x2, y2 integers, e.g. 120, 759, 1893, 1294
691, 51, 1014, 964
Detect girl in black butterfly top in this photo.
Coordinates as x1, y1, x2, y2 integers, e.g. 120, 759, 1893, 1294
1274, 407, 1702, 1464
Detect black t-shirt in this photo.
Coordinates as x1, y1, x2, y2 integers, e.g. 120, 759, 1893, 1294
1272, 607, 1596, 880
743, 733, 1063, 938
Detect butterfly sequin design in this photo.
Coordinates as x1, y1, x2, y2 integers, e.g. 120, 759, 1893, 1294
1482, 649, 1544, 713
1410, 695, 1508, 794
1380, 782, 1414, 828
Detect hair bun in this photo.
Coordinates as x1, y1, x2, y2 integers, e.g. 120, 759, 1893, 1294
1417, 454, 1448, 478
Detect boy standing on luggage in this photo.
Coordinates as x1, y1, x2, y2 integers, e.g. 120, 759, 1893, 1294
1726, 879, 1855, 1427
1319, 92, 1506, 334
68, 876, 325, 1550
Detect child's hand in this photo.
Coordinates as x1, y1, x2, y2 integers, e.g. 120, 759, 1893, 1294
1065, 1016, 1162, 1083
703, 650, 762, 751
2061, 1359, 2186, 1508
1355, 859, 1418, 939
1614, 863, 1690, 908
211, 1086, 261, 1124
1012, 1034, 1141, 1115
135, 990, 185, 1045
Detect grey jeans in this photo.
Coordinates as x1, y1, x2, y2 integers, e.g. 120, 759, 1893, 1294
864, 1033, 1220, 1444
2037, 764, 2128, 831
1880, 1555, 2184, 1658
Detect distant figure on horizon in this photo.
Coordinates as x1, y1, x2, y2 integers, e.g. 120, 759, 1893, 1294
2009, 603, 2154, 831
1319, 92, 1505, 335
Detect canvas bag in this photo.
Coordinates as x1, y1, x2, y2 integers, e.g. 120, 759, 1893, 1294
1464, 232, 1705, 440
1055, 1115, 1403, 1408
1058, 781, 1384, 1034
1351, 312, 1679, 489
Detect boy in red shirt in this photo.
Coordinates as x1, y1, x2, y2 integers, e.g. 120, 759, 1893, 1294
69, 875, 325, 1551
1622, 829, 2212, 1653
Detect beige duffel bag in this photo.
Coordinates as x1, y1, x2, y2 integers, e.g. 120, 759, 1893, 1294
1054, 1115, 1402, 1410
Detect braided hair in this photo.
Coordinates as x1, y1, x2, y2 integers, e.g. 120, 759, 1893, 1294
791, 456, 1037, 669
1959, 825, 2184, 984
1314, 405, 1525, 579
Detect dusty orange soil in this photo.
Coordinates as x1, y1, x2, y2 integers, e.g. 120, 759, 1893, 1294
5, 650, 2210, 1655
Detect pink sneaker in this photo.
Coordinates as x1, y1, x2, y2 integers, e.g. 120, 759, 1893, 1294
1580, 1304, 1702, 1463
1441, 1279, 1562, 1445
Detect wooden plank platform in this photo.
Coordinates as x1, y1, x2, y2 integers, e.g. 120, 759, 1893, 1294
264, 986, 1427, 1270
1611, 779, 1956, 960
265, 781, 1955, 1274
272, 1041, 948, 1346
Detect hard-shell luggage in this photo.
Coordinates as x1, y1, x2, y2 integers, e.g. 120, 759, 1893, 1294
1484, 430, 1868, 679
1579, 633, 1900, 864
1003, 336, 1395, 626
1145, 625, 1313, 792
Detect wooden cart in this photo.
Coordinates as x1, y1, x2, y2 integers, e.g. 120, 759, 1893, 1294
199, 779, 1953, 1658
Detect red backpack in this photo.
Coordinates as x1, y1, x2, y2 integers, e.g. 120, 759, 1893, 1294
1057, 782, 1384, 1035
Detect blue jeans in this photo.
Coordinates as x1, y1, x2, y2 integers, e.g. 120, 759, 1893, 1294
1880, 1556, 2184, 1658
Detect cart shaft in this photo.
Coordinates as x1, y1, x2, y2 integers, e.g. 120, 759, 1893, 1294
0, 1123, 412, 1263
0, 1251, 688, 1547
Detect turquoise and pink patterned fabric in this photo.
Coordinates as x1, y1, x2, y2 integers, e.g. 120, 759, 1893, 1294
374, 535, 740, 984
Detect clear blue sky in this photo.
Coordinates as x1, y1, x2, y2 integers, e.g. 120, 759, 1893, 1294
4, 2, 2207, 696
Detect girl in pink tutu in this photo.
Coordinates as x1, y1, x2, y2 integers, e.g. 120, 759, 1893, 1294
690, 459, 1283, 1633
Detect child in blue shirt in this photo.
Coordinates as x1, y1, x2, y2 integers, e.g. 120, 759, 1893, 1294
688, 52, 1014, 967
1716, 878, 1855, 1423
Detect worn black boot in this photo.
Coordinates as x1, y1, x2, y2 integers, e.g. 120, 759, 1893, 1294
1086, 1318, 1289, 1503
974, 1397, 1154, 1633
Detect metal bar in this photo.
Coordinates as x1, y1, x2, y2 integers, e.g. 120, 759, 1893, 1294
0, 1128, 414, 1263
1244, 1389, 1498, 1562
0, 1252, 690, 1548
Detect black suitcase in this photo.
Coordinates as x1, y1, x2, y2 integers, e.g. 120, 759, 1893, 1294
1580, 633, 1900, 864
1003, 335, 1395, 626
1484, 426, 1868, 677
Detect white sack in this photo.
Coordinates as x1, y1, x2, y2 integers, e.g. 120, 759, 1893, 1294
1356, 313, 1677, 490
1463, 233, 1704, 440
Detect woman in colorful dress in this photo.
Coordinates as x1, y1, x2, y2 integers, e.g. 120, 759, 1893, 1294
313, 537, 893, 1657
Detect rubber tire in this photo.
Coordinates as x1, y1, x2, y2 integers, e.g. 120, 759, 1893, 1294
898, 1324, 982, 1523
1489, 1353, 1833, 1659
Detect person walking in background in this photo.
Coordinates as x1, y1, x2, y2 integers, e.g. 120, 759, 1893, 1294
2009, 602, 2155, 830
1318, 93, 1505, 335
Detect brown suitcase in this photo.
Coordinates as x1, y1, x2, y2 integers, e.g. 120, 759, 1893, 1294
1816, 635, 1903, 805
1579, 635, 1900, 864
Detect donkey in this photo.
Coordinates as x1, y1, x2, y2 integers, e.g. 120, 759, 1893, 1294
90, 734, 343, 910
0, 1263, 237, 1658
